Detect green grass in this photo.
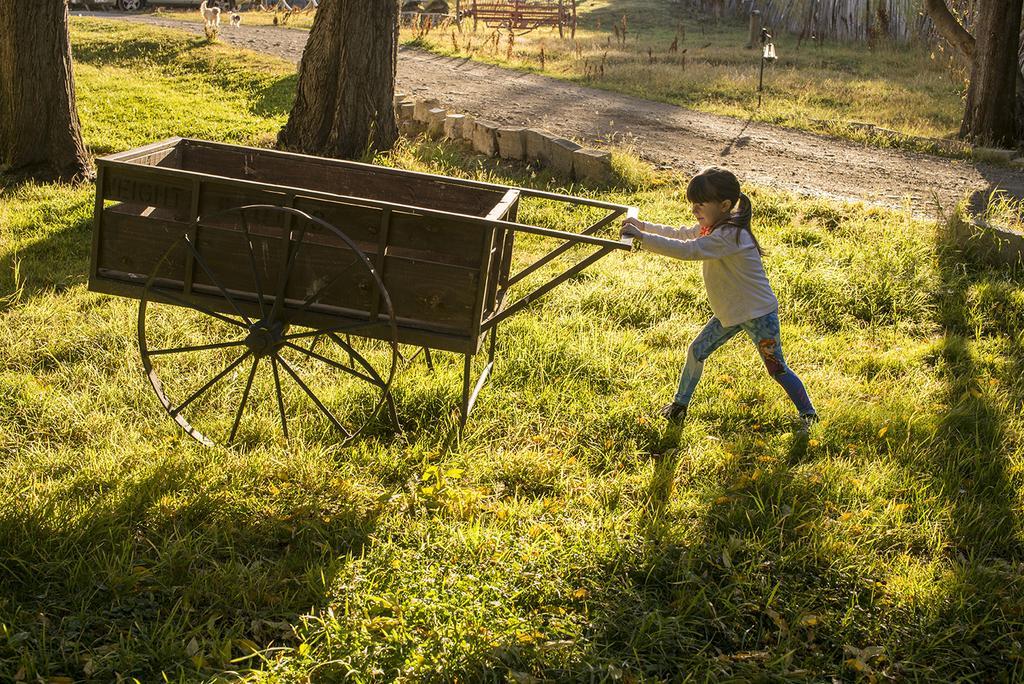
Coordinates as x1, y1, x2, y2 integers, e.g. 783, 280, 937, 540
146, 1, 968, 152
2, 17, 1023, 683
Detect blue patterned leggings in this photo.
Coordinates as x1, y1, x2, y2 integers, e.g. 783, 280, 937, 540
675, 310, 815, 415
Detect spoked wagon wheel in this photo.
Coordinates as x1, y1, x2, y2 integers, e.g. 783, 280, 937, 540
138, 205, 399, 448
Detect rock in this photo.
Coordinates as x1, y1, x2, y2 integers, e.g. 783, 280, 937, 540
496, 127, 527, 160
472, 119, 499, 156
548, 137, 581, 177
444, 113, 466, 140
427, 107, 447, 136
461, 114, 476, 142
573, 148, 613, 185
393, 93, 412, 108
950, 217, 1024, 269
925, 137, 970, 157
414, 97, 440, 122
524, 129, 552, 163
397, 102, 416, 121
847, 121, 875, 133
973, 146, 1018, 164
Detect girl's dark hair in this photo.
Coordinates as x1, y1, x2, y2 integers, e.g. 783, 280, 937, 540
686, 166, 764, 255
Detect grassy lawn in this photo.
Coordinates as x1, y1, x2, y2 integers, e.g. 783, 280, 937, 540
149, 0, 966, 151
2, 17, 1023, 682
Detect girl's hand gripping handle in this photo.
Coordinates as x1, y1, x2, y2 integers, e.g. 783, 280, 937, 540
620, 213, 644, 240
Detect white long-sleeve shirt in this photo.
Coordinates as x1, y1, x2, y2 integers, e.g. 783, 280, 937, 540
637, 220, 778, 327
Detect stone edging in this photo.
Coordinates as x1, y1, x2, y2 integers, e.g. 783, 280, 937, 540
950, 217, 1024, 269
394, 94, 615, 185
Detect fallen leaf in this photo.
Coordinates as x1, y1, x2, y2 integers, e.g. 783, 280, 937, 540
765, 606, 789, 635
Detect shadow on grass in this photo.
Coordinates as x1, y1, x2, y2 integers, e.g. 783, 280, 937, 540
0, 179, 93, 309
252, 72, 298, 118
927, 223, 1022, 558
572, 223, 1024, 679
0, 456, 382, 681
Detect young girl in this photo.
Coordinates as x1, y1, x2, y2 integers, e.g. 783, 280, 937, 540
620, 166, 818, 429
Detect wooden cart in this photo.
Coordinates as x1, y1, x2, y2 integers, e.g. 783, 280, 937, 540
461, 0, 577, 37
89, 137, 634, 446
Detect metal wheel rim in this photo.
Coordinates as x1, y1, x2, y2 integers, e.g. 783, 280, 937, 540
138, 204, 399, 447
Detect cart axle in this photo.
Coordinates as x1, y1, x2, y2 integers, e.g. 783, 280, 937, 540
244, 319, 289, 359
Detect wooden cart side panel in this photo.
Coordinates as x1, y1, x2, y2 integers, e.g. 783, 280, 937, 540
293, 195, 384, 252
101, 163, 193, 219
125, 146, 182, 169
486, 195, 519, 317
196, 181, 290, 226
383, 256, 480, 333
100, 137, 183, 163
481, 190, 519, 320
92, 208, 483, 344
387, 211, 487, 268
95, 208, 188, 283
181, 141, 503, 217
181, 137, 523, 208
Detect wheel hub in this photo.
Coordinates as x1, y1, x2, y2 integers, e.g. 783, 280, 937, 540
244, 319, 288, 359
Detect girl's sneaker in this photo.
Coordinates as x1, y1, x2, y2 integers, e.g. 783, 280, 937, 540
798, 412, 819, 432
660, 402, 687, 424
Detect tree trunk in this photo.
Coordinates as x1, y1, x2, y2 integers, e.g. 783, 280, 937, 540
959, 0, 1023, 146
277, 0, 399, 160
0, 0, 92, 183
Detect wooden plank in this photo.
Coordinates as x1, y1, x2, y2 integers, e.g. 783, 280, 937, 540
196, 180, 290, 226
293, 195, 383, 249
101, 163, 193, 218
95, 207, 187, 283
183, 142, 502, 217
99, 149, 632, 235
88, 164, 106, 286
101, 137, 182, 163
387, 210, 486, 268
90, 274, 479, 354
382, 256, 480, 331
481, 189, 519, 319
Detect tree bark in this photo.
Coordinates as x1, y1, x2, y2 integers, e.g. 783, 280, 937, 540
277, 0, 399, 160
0, 0, 92, 183
959, 0, 1023, 146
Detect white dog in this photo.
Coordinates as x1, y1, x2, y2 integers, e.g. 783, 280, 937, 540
199, 1, 221, 28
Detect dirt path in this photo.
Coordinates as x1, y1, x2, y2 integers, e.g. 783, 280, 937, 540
76, 12, 1024, 213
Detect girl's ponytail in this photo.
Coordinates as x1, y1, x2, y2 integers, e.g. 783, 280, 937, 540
733, 192, 752, 232
732, 192, 764, 256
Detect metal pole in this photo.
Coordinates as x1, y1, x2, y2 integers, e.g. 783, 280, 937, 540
460, 353, 472, 430
758, 54, 765, 107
